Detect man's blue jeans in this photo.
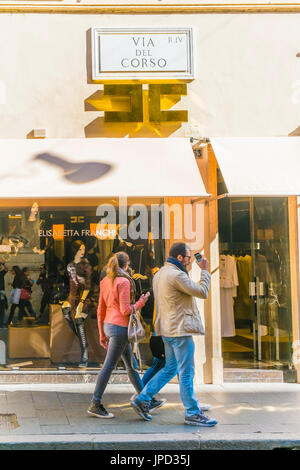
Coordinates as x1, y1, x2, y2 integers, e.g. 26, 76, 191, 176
136, 335, 200, 417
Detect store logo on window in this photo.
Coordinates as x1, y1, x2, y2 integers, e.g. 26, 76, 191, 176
90, 223, 117, 240
70, 216, 85, 223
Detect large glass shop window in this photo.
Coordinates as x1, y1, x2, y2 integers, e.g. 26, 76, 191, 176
218, 194, 293, 370
0, 202, 165, 369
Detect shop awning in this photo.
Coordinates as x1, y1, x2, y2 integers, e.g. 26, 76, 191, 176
0, 138, 208, 198
210, 137, 300, 196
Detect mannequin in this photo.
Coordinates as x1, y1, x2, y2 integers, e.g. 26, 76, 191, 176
62, 240, 94, 367
28, 202, 39, 222
24, 202, 45, 255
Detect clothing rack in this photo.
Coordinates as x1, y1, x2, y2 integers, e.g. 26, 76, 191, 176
220, 242, 252, 256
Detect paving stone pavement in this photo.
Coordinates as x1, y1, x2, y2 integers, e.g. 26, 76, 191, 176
0, 382, 299, 449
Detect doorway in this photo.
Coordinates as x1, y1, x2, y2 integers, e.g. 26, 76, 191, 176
218, 195, 292, 370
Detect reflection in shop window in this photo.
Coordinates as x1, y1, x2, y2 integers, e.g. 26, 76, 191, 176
0, 202, 165, 369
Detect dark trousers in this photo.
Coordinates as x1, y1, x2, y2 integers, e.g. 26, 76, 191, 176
93, 322, 144, 403
0, 300, 6, 328
40, 291, 51, 314
38, 293, 50, 324
142, 356, 165, 386
18, 300, 36, 321
7, 304, 19, 326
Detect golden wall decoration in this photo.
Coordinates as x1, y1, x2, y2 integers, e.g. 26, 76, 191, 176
104, 84, 143, 122
148, 84, 187, 122
85, 82, 188, 137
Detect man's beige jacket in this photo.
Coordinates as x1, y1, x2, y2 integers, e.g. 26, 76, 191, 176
153, 262, 211, 337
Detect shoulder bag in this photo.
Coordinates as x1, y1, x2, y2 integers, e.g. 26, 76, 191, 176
20, 288, 31, 301
128, 306, 146, 372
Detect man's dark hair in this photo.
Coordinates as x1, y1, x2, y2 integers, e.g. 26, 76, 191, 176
169, 242, 190, 259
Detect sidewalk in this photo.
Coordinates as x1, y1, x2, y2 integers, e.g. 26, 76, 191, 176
0, 382, 299, 450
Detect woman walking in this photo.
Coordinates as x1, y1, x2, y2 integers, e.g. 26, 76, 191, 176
87, 251, 150, 419
18, 267, 36, 322
6, 266, 24, 326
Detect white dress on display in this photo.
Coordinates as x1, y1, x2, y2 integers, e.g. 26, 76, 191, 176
220, 254, 239, 337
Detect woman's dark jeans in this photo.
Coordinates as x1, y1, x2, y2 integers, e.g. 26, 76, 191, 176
6, 304, 18, 326
93, 323, 144, 403
18, 299, 36, 321
142, 357, 165, 386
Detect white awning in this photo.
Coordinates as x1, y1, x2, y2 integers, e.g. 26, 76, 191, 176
210, 137, 300, 196
0, 138, 208, 198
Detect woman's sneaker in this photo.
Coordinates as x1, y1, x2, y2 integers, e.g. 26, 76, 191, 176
87, 402, 114, 419
184, 412, 217, 427
131, 397, 152, 421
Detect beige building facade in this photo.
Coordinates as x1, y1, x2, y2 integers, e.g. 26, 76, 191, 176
0, 1, 299, 384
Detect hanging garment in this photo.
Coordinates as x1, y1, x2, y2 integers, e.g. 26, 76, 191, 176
220, 254, 239, 289
220, 288, 237, 337
234, 255, 253, 321
220, 255, 239, 337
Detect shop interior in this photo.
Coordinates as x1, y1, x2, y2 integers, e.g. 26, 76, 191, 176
217, 171, 293, 370
0, 200, 165, 370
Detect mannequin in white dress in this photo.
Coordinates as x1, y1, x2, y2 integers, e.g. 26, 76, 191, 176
220, 254, 239, 337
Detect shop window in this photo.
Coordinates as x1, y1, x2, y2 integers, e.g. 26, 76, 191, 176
0, 202, 165, 369
218, 197, 292, 370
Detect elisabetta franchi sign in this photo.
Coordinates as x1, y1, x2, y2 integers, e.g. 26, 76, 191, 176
92, 28, 194, 80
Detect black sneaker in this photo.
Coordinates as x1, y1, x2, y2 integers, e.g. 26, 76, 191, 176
87, 402, 114, 419
184, 412, 217, 427
131, 397, 152, 421
149, 397, 167, 413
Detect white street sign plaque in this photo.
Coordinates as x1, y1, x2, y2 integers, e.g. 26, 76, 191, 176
92, 28, 194, 80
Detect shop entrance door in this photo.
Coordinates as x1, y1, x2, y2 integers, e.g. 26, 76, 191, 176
219, 196, 292, 369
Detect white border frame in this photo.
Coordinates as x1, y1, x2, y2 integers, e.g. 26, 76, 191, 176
92, 27, 194, 80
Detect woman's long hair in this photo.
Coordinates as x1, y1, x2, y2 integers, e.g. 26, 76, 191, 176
12, 265, 23, 279
106, 252, 130, 283
12, 265, 27, 286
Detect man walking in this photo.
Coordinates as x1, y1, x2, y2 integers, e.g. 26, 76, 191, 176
131, 242, 217, 427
